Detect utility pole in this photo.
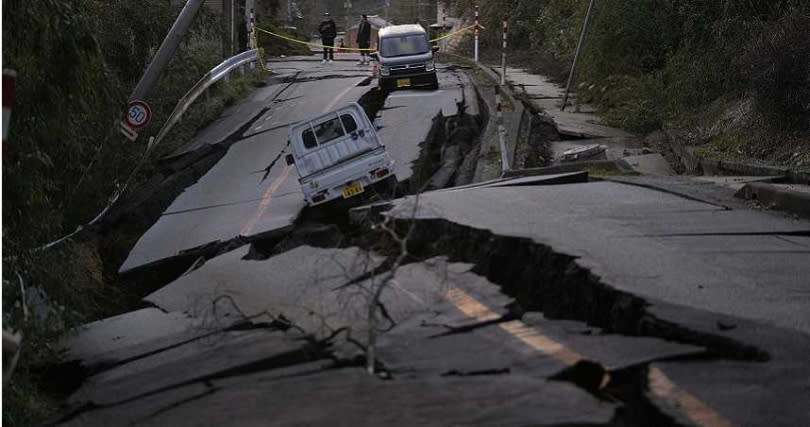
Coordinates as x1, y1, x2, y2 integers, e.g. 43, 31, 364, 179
344, 0, 352, 46
231, 0, 237, 55
129, 0, 205, 101
474, 5, 479, 63
246, 0, 255, 49
501, 16, 508, 86
562, 0, 596, 111
442, 9, 447, 50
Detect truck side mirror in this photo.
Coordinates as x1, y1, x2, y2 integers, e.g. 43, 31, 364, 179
374, 118, 384, 130
369, 52, 379, 61
285, 154, 295, 166
431, 45, 440, 53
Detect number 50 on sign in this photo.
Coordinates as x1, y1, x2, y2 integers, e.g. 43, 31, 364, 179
126, 100, 152, 129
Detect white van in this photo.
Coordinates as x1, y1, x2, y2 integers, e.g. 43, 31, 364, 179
286, 103, 396, 206
371, 24, 440, 91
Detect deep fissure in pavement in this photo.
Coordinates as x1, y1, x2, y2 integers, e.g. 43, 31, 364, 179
378, 217, 769, 361
238, 211, 770, 426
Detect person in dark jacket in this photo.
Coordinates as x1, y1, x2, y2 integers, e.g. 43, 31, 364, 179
356, 14, 372, 65
318, 13, 337, 63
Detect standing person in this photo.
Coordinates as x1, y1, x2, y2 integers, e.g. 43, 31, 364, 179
319, 12, 337, 63
356, 14, 372, 65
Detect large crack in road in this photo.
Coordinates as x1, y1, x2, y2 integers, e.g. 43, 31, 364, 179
53, 64, 810, 426
228, 205, 769, 426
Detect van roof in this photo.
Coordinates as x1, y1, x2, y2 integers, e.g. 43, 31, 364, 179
378, 24, 426, 38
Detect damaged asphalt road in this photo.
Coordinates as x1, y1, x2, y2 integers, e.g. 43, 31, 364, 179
56, 56, 810, 426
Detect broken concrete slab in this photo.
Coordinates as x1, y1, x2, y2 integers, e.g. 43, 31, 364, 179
379, 258, 514, 327
496, 67, 634, 139
436, 171, 589, 194
735, 182, 810, 219
495, 67, 566, 99
520, 312, 704, 371
600, 175, 754, 210
63, 367, 615, 427
121, 73, 377, 273
378, 69, 473, 182
641, 302, 810, 426
622, 153, 676, 176
60, 308, 201, 370
479, 171, 590, 189
166, 80, 294, 159
67, 327, 321, 407
559, 143, 607, 163
530, 99, 635, 138
377, 300, 701, 380
146, 246, 386, 341
502, 160, 633, 178
694, 175, 785, 192
648, 358, 810, 427
385, 181, 810, 336
377, 314, 568, 378
552, 137, 643, 163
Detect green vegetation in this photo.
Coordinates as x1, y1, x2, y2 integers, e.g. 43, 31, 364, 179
1, 1, 272, 424
255, 19, 313, 57
448, 0, 810, 167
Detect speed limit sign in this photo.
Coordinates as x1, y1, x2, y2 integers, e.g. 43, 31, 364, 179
126, 100, 152, 129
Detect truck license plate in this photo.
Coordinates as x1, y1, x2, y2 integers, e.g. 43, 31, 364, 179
342, 182, 365, 199
396, 78, 411, 88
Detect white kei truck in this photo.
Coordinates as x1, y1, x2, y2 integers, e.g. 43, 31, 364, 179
285, 103, 396, 206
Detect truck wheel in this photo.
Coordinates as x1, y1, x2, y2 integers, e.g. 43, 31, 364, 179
375, 175, 398, 198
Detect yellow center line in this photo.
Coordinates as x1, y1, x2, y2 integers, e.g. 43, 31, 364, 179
241, 164, 293, 236
324, 85, 355, 112
443, 286, 736, 427
443, 287, 579, 364
239, 85, 356, 237
649, 367, 735, 427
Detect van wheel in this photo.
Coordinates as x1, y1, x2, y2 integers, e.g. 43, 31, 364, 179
379, 78, 394, 92
428, 74, 439, 90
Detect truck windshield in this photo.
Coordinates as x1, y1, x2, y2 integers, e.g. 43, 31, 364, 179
380, 34, 429, 57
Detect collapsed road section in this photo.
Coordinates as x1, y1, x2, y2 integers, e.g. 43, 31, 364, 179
109, 64, 485, 302
54, 59, 810, 427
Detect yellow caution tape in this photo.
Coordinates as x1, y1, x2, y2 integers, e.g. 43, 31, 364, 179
254, 23, 484, 54
255, 27, 377, 52
430, 23, 483, 42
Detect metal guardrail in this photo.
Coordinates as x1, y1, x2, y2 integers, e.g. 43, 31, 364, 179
150, 49, 259, 151
35, 49, 260, 252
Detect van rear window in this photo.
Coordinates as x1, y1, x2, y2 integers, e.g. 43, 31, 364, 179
380, 35, 429, 57
301, 113, 359, 149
